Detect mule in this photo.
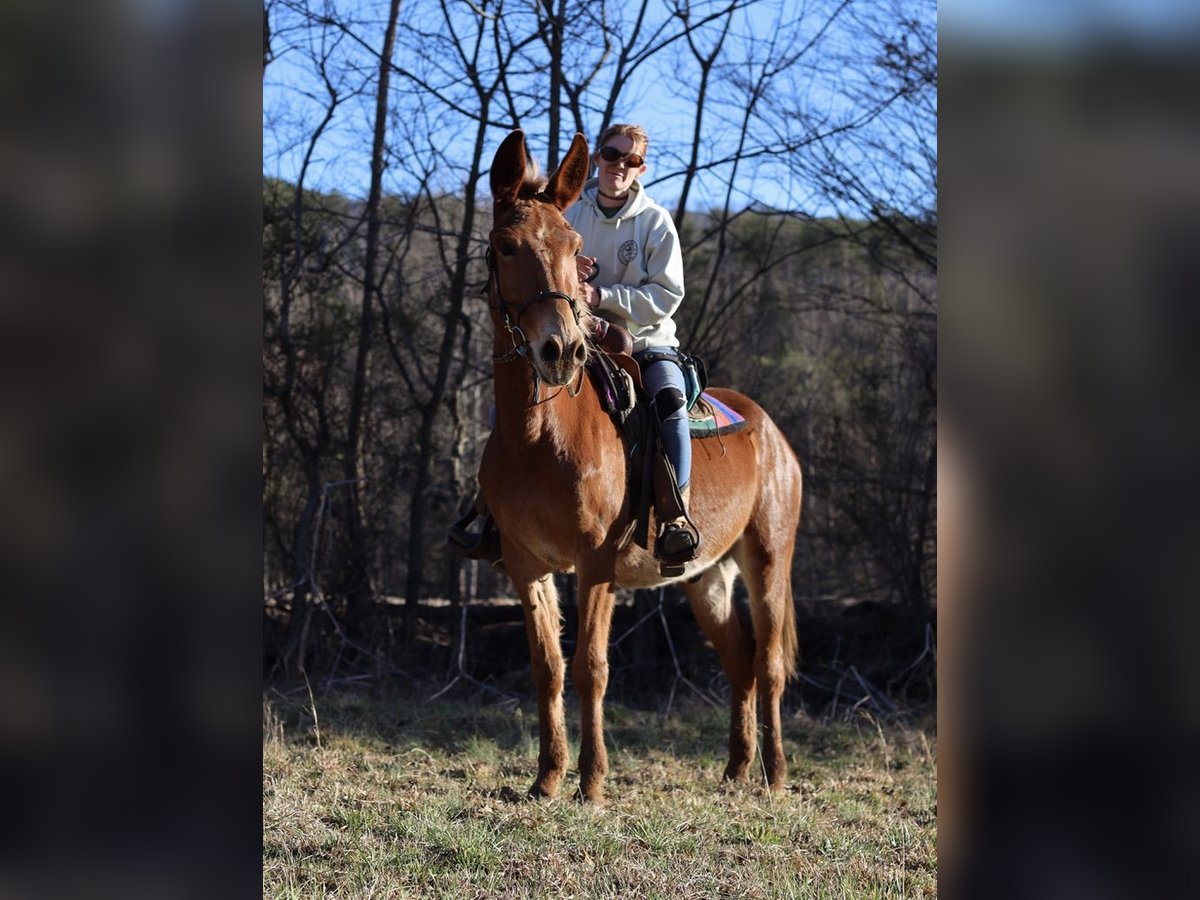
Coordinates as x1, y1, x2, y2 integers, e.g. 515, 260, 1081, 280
479, 129, 803, 801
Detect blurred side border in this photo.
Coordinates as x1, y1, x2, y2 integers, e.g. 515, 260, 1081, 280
0, 2, 263, 898
941, 12, 1200, 899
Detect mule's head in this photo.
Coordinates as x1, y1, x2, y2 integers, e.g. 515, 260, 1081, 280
488, 129, 592, 387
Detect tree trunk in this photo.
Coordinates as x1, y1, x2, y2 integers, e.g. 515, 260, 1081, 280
404, 104, 491, 642
280, 462, 323, 676
544, 0, 565, 168
343, 0, 403, 636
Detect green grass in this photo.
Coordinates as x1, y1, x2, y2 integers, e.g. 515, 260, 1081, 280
263, 689, 936, 898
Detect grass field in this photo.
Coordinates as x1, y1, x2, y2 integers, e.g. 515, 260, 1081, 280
263, 687, 936, 898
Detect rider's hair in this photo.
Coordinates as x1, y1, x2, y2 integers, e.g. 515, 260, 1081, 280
595, 123, 649, 159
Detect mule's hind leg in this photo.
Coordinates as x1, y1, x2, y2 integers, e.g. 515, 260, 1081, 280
734, 533, 799, 791
512, 567, 569, 798
682, 557, 758, 782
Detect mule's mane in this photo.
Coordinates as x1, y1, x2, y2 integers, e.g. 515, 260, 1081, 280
516, 158, 548, 201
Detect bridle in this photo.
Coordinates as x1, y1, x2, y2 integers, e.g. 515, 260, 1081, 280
486, 246, 582, 357
484, 244, 586, 402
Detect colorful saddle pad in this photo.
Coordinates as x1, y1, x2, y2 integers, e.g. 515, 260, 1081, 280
688, 392, 747, 438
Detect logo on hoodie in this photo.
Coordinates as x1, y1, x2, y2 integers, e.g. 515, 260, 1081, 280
618, 240, 638, 265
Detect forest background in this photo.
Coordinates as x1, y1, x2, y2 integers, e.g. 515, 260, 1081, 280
261, 0, 936, 703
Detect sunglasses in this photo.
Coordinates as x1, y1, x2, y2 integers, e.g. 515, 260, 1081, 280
598, 145, 644, 167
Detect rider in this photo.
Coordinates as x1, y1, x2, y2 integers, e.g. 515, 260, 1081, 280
450, 123, 698, 570
566, 123, 698, 568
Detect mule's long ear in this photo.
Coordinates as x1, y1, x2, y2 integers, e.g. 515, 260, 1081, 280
490, 130, 528, 207
543, 133, 590, 211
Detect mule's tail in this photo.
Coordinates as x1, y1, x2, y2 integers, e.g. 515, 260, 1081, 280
781, 580, 799, 681
774, 427, 802, 683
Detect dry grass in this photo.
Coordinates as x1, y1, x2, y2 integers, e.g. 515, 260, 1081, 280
263, 689, 936, 898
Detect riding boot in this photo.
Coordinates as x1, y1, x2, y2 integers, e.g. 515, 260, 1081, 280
447, 492, 506, 572
652, 452, 700, 576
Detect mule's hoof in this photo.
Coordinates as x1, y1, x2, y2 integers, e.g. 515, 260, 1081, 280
721, 765, 751, 783
528, 778, 561, 801
574, 786, 607, 806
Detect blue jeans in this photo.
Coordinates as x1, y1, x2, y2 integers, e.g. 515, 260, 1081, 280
636, 346, 691, 489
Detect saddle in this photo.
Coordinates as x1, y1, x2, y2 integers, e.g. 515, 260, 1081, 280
585, 323, 745, 572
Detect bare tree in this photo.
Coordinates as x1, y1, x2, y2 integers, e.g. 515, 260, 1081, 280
263, 7, 371, 673
262, 0, 940, 678
671, 1, 733, 228
339, 0, 404, 636
392, 1, 545, 638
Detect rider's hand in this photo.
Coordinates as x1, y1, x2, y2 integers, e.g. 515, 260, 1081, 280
575, 254, 597, 285
580, 282, 600, 308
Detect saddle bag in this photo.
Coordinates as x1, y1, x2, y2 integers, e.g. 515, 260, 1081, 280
677, 351, 708, 411
588, 348, 636, 421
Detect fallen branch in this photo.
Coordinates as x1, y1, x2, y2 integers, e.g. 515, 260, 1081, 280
428, 604, 518, 703
657, 591, 722, 712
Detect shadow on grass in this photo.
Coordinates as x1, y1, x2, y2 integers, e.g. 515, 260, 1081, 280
265, 683, 870, 776
266, 593, 935, 726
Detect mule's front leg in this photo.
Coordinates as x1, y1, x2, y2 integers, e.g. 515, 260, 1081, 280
572, 573, 616, 802
515, 570, 568, 798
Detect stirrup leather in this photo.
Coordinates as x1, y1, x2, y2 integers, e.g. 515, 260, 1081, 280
652, 452, 701, 576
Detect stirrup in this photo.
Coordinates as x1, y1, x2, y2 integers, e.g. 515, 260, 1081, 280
448, 506, 505, 571
655, 520, 700, 577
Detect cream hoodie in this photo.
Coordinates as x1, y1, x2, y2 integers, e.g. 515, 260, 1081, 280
565, 178, 685, 352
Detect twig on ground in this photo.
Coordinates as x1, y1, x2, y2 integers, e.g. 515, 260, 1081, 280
313, 591, 419, 683
796, 662, 911, 723
829, 668, 848, 720
428, 604, 518, 703
274, 477, 423, 686
865, 712, 893, 782
849, 666, 896, 718
888, 622, 935, 695
756, 732, 772, 797
657, 591, 722, 711
302, 670, 322, 750
794, 670, 836, 693
611, 601, 662, 648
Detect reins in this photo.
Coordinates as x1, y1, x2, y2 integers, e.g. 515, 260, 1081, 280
484, 246, 586, 405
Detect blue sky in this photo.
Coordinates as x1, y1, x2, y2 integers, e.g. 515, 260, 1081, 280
264, 0, 936, 218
